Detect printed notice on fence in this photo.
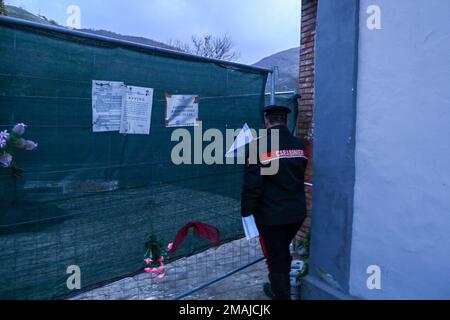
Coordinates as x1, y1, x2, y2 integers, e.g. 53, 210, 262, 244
120, 86, 154, 135
92, 80, 126, 132
165, 95, 200, 127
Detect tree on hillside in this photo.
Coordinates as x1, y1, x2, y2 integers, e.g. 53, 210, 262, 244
0, 0, 8, 16
169, 35, 240, 62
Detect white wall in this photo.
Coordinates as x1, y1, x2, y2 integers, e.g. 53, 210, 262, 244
350, 0, 450, 299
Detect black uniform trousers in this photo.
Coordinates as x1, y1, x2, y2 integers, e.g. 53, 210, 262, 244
257, 222, 302, 274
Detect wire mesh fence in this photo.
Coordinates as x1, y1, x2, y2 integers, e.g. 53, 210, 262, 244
0, 17, 275, 300
70, 237, 265, 300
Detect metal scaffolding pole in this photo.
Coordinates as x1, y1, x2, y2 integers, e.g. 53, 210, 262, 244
270, 66, 279, 105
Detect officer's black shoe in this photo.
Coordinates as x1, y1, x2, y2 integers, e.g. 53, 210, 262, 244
263, 282, 275, 300
269, 273, 291, 300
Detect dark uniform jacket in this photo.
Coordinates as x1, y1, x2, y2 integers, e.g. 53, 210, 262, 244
241, 125, 308, 226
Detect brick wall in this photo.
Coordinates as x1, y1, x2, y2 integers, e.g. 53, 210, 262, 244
296, 0, 317, 243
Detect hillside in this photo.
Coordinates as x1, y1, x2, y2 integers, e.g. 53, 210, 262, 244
5, 4, 300, 91
77, 29, 175, 50
253, 47, 300, 92
6, 5, 58, 25
5, 5, 175, 50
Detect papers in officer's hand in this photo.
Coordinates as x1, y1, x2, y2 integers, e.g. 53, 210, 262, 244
226, 123, 255, 158
242, 215, 259, 240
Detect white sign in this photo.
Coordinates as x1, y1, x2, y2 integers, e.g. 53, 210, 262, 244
120, 86, 154, 135
92, 80, 126, 132
165, 94, 199, 127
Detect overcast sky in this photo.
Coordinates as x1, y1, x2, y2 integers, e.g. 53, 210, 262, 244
6, 0, 301, 64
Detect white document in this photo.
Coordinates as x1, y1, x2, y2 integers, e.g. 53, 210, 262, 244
242, 215, 259, 240
92, 81, 126, 132
165, 95, 199, 127
120, 86, 154, 135
226, 123, 255, 158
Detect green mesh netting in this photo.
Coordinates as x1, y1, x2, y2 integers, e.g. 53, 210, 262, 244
0, 21, 270, 299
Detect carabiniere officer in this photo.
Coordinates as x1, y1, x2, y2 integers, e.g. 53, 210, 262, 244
241, 104, 308, 300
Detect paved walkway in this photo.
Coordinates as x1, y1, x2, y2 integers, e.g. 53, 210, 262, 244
181, 259, 270, 300
72, 238, 270, 300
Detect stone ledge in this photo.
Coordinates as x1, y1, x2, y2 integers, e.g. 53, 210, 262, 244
301, 275, 357, 300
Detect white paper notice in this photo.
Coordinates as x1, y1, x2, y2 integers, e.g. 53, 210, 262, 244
120, 86, 154, 135
166, 95, 199, 127
242, 215, 260, 240
225, 123, 256, 158
92, 81, 126, 132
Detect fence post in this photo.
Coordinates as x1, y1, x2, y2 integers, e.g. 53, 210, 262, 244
270, 66, 279, 105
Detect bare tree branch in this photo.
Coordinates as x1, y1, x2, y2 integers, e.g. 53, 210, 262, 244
168, 34, 240, 62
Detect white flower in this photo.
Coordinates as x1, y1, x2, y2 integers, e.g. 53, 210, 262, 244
0, 130, 9, 141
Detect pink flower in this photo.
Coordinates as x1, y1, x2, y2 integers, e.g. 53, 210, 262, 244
144, 259, 154, 265
12, 123, 27, 136
156, 273, 166, 280
158, 257, 165, 263
24, 140, 38, 151
15, 138, 36, 150
144, 268, 159, 274
167, 243, 174, 251
158, 265, 166, 272
0, 153, 13, 168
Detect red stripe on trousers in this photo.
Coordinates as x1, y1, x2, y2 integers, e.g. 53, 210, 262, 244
259, 235, 271, 273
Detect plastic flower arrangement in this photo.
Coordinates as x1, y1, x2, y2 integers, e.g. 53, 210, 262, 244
143, 222, 219, 281
144, 235, 173, 281
0, 123, 38, 177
